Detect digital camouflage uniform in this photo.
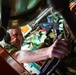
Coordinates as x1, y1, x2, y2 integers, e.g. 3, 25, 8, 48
0, 40, 19, 55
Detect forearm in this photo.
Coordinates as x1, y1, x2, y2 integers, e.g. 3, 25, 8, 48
14, 39, 69, 63
15, 47, 50, 63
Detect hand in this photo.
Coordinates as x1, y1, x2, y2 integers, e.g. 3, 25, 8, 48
48, 39, 70, 59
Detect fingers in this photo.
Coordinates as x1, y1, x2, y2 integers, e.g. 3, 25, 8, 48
50, 38, 70, 59
52, 46, 69, 56
52, 51, 64, 58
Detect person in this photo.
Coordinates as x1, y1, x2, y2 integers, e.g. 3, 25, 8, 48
1, 28, 69, 63
0, 28, 70, 74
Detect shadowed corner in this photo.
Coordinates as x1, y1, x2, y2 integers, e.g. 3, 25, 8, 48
0, 26, 6, 41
